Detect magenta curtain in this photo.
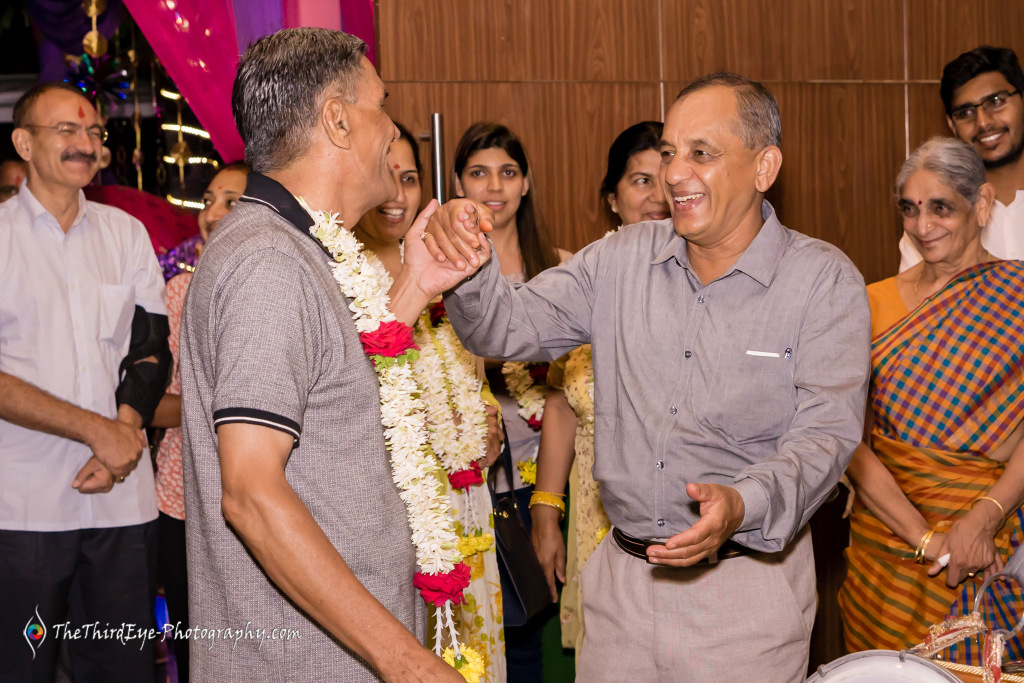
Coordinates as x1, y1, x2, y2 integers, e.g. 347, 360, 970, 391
121, 0, 244, 162
122, 0, 376, 163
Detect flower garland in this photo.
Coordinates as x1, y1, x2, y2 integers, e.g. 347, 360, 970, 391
502, 361, 548, 431
411, 302, 494, 561
502, 361, 548, 485
412, 304, 488, 487
301, 198, 478, 676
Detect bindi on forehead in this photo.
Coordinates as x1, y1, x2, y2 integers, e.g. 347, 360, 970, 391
393, 163, 400, 169
78, 106, 85, 119
918, 200, 923, 205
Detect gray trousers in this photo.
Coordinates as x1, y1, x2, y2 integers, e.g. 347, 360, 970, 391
577, 526, 815, 682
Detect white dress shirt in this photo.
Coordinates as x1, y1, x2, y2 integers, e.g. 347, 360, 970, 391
899, 188, 1024, 271
0, 182, 166, 531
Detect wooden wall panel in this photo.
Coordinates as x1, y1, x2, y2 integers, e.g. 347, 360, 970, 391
663, 0, 904, 82
908, 83, 953, 151
383, 82, 661, 252
906, 0, 1024, 80
377, 0, 661, 83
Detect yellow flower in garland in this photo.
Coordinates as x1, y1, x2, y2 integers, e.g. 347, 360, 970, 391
595, 526, 610, 544
443, 646, 486, 683
516, 459, 537, 486
457, 532, 494, 559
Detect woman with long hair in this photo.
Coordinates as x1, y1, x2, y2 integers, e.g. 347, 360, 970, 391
452, 122, 570, 681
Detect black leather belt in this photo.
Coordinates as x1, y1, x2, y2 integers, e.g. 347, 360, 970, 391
612, 527, 756, 565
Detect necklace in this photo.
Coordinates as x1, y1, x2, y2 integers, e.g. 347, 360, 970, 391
301, 198, 482, 679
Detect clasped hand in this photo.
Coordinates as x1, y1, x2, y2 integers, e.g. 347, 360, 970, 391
398, 198, 494, 302
646, 483, 746, 567
926, 509, 1003, 587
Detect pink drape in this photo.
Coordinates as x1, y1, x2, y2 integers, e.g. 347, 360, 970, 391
122, 0, 376, 164
122, 0, 245, 162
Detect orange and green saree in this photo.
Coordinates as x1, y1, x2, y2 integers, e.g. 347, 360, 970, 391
840, 260, 1024, 663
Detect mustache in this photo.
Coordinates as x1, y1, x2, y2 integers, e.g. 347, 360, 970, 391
60, 150, 97, 163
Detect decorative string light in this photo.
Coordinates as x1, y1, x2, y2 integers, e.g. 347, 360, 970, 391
162, 155, 219, 168
165, 194, 205, 210
161, 123, 211, 139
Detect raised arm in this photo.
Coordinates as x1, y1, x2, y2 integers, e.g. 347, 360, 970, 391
442, 241, 602, 362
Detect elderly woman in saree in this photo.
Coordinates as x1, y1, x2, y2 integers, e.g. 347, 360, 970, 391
839, 136, 1024, 664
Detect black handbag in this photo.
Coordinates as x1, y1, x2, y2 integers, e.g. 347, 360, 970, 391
487, 434, 551, 628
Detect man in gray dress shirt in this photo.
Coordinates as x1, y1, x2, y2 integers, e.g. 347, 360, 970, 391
425, 73, 871, 680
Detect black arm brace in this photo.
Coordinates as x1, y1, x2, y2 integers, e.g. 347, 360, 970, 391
114, 306, 173, 426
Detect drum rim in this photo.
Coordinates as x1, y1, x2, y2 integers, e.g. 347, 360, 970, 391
805, 649, 963, 682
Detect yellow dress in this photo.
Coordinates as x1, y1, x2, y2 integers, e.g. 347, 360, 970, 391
558, 345, 611, 655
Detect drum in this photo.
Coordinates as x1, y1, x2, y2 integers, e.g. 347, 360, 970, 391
806, 650, 962, 682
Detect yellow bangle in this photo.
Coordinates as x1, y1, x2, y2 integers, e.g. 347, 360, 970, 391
533, 490, 565, 497
915, 529, 935, 564
529, 491, 566, 519
974, 496, 1006, 521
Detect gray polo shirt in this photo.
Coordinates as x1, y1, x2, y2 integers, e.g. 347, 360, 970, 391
180, 173, 423, 682
445, 201, 871, 552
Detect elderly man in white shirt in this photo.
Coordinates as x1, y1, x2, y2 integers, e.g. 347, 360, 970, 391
899, 46, 1024, 270
0, 83, 169, 681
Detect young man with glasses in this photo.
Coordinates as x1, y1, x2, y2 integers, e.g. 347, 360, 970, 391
0, 82, 169, 680
900, 46, 1024, 270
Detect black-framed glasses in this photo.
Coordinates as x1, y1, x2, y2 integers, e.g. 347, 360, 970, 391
950, 90, 1022, 123
22, 123, 108, 144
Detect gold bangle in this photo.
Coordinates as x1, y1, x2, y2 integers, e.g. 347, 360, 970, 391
915, 529, 935, 564
974, 496, 1006, 521
533, 490, 565, 498
529, 491, 565, 519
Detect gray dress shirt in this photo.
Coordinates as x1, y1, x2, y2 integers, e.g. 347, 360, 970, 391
445, 201, 870, 552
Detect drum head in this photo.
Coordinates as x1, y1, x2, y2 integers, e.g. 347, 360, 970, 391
806, 650, 963, 682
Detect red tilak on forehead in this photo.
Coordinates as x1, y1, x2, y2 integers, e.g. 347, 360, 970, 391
216, 185, 222, 189
78, 106, 85, 119
393, 163, 400, 169
918, 200, 923, 205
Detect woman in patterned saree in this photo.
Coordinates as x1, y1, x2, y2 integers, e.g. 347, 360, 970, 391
839, 137, 1024, 664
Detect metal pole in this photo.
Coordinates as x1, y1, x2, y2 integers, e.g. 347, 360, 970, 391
430, 113, 445, 202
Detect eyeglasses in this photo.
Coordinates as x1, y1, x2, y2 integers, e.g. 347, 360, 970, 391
950, 90, 1022, 123
21, 123, 109, 144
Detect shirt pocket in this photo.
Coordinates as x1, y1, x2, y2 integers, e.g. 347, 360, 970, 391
700, 350, 795, 444
96, 283, 135, 348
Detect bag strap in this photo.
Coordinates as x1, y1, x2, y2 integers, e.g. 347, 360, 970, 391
487, 418, 516, 502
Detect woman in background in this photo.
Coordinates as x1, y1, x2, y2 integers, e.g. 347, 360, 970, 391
151, 162, 249, 682
839, 137, 1024, 663
355, 122, 507, 681
452, 122, 571, 681
530, 122, 667, 658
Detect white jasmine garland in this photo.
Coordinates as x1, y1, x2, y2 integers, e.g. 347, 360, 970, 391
412, 314, 488, 475
301, 198, 473, 663
502, 361, 547, 425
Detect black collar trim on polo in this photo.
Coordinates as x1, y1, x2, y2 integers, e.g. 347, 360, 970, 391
238, 172, 331, 258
